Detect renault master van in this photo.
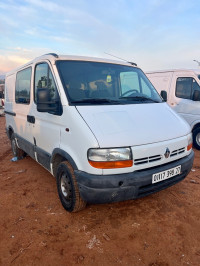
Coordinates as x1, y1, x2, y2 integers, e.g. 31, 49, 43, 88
146, 69, 200, 150
5, 54, 194, 212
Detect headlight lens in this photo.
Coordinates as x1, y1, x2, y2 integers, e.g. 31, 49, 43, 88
88, 147, 133, 169
187, 133, 193, 151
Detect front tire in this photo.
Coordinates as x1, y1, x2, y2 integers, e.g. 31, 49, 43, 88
193, 128, 200, 150
11, 134, 25, 158
56, 161, 86, 212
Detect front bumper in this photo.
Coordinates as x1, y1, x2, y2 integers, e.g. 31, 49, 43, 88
75, 151, 194, 204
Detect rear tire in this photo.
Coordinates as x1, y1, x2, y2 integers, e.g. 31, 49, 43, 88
56, 161, 86, 212
10, 134, 25, 158
193, 127, 200, 150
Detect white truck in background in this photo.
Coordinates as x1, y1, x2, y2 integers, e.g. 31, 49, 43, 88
146, 69, 200, 150
0, 90, 4, 116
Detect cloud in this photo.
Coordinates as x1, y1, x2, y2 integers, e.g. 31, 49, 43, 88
7, 55, 29, 65
0, 46, 51, 73
14, 47, 32, 52
0, 54, 30, 73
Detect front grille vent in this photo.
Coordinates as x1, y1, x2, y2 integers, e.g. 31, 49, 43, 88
170, 147, 185, 157
134, 155, 162, 165
134, 147, 186, 166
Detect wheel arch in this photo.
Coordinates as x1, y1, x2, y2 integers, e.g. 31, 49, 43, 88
51, 148, 78, 177
192, 122, 200, 132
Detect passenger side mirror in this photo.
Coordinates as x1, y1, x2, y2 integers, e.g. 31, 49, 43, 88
192, 90, 200, 101
37, 88, 62, 115
160, 90, 167, 102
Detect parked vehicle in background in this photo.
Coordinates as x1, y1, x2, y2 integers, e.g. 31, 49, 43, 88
4, 54, 194, 212
146, 69, 200, 149
0, 91, 4, 116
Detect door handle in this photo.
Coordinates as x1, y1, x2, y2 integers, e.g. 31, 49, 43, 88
27, 115, 35, 124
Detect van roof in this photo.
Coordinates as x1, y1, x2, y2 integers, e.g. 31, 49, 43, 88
6, 53, 137, 77
146, 69, 200, 74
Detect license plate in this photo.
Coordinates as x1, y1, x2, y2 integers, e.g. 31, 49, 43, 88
152, 165, 181, 184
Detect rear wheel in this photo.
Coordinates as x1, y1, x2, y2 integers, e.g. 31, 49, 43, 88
193, 127, 200, 150
56, 161, 86, 212
11, 134, 25, 158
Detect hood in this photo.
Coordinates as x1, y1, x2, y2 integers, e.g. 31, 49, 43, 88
76, 103, 190, 148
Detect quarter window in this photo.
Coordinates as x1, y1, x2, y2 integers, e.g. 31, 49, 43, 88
15, 67, 32, 104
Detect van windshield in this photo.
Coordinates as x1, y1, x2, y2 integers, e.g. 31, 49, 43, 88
56, 61, 162, 105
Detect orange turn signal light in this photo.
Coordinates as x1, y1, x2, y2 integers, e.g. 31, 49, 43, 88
187, 143, 192, 151
89, 160, 133, 169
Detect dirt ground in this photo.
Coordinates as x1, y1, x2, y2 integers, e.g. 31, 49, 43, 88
0, 116, 200, 266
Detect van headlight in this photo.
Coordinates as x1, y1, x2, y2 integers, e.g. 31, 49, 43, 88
88, 147, 133, 169
187, 133, 193, 151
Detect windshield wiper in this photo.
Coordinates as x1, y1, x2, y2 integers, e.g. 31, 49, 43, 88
71, 98, 121, 104
119, 96, 159, 103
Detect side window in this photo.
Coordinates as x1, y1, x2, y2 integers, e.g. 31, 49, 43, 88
192, 79, 200, 95
120, 72, 140, 95
175, 77, 192, 99
15, 67, 32, 104
34, 63, 59, 103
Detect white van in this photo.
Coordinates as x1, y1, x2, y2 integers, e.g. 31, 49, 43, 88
5, 54, 194, 212
146, 69, 200, 150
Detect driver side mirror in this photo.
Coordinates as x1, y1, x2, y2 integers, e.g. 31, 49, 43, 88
192, 90, 200, 101
160, 90, 167, 102
37, 88, 51, 112
37, 88, 62, 115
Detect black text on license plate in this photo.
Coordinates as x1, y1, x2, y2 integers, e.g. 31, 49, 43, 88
152, 165, 181, 184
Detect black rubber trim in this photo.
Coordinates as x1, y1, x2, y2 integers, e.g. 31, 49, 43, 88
75, 151, 194, 204
51, 148, 78, 170
5, 111, 16, 116
36, 146, 51, 171
15, 133, 35, 159
15, 133, 51, 170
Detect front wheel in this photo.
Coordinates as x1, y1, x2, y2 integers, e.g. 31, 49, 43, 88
56, 161, 86, 212
193, 127, 200, 150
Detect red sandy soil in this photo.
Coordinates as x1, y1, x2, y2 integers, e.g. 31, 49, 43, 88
0, 115, 200, 266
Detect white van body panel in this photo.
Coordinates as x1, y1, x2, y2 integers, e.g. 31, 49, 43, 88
77, 103, 190, 147
5, 72, 34, 146
59, 107, 101, 175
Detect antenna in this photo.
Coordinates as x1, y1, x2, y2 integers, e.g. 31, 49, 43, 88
104, 52, 137, 66
193, 60, 200, 67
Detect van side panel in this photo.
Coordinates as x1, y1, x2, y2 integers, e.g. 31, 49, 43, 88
5, 68, 35, 157
147, 72, 173, 95
59, 107, 102, 175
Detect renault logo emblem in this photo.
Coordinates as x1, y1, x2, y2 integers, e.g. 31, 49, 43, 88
164, 148, 170, 158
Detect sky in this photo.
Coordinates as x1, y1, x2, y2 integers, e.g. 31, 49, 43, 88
0, 0, 200, 74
